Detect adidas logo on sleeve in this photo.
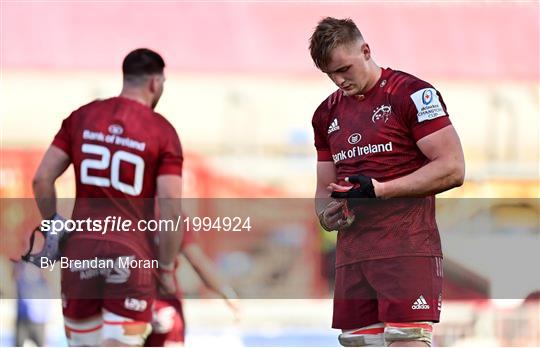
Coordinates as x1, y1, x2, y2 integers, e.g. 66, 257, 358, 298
411, 295, 430, 310
328, 118, 340, 134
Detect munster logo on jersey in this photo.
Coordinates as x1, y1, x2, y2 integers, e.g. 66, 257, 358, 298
372, 105, 392, 124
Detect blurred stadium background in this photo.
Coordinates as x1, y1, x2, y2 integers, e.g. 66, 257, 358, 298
1, 2, 539, 347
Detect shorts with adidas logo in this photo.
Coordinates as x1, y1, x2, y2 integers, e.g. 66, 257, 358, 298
332, 256, 443, 329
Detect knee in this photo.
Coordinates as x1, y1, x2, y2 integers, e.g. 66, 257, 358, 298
64, 316, 102, 347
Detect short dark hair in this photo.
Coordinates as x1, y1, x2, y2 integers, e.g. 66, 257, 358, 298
309, 17, 364, 71
122, 48, 165, 82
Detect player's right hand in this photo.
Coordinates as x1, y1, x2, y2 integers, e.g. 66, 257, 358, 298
318, 200, 355, 231
21, 213, 68, 267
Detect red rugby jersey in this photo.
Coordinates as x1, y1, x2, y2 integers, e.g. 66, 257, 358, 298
52, 96, 183, 256
312, 68, 451, 265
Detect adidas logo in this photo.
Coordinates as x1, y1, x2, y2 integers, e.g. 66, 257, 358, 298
328, 118, 340, 134
411, 295, 430, 310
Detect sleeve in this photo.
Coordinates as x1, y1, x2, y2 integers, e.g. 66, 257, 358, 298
312, 105, 332, 161
51, 114, 73, 157
157, 123, 183, 176
398, 80, 452, 142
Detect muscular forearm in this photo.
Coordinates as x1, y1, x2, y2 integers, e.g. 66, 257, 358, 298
32, 146, 71, 219
156, 175, 183, 266
315, 186, 332, 215
315, 161, 337, 215
158, 203, 183, 265
32, 178, 58, 218
375, 158, 464, 198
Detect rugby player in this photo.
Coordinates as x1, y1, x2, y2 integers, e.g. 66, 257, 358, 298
310, 17, 465, 347
32, 48, 183, 346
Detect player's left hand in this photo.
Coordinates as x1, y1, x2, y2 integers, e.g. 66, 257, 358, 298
318, 200, 355, 231
157, 265, 178, 297
329, 174, 378, 206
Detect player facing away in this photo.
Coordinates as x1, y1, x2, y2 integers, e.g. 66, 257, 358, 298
31, 48, 184, 346
145, 223, 240, 347
309, 18, 465, 347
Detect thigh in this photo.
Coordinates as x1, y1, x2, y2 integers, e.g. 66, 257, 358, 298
332, 262, 379, 330
101, 243, 155, 322
61, 239, 156, 346
61, 239, 104, 301
62, 239, 155, 322
364, 256, 443, 323
63, 298, 102, 320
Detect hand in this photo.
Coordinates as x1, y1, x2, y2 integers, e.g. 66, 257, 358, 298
158, 272, 178, 296
22, 213, 68, 267
329, 175, 377, 206
318, 200, 355, 231
157, 265, 178, 297
220, 286, 241, 322
225, 298, 242, 323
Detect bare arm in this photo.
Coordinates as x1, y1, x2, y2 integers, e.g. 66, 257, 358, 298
375, 125, 465, 198
183, 244, 235, 299
32, 146, 71, 218
315, 161, 337, 214
183, 244, 240, 318
156, 175, 183, 266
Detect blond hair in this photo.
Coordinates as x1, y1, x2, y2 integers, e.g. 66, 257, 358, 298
309, 17, 364, 71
